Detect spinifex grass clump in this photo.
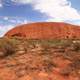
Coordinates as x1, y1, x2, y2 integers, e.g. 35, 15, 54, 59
0, 38, 17, 58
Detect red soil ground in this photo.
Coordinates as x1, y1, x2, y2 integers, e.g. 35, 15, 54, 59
0, 38, 80, 80
5, 22, 80, 39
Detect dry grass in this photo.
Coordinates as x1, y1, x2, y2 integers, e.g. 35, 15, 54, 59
0, 37, 80, 80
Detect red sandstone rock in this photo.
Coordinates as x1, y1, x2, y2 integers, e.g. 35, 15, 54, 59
4, 22, 80, 39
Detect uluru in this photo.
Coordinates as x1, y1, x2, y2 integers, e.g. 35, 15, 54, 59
4, 22, 80, 39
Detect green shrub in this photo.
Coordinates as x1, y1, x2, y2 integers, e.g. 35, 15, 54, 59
0, 38, 16, 58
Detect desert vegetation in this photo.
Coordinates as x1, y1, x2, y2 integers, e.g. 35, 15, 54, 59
0, 37, 80, 80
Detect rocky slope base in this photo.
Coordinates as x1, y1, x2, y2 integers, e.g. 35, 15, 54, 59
0, 37, 80, 80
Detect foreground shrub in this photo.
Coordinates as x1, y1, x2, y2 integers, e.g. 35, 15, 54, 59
0, 38, 16, 58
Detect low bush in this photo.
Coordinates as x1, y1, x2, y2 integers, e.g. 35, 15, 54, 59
0, 38, 16, 58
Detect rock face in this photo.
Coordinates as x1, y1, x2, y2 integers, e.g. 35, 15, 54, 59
5, 22, 80, 39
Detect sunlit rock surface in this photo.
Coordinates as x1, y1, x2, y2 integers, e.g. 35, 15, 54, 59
5, 22, 80, 39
